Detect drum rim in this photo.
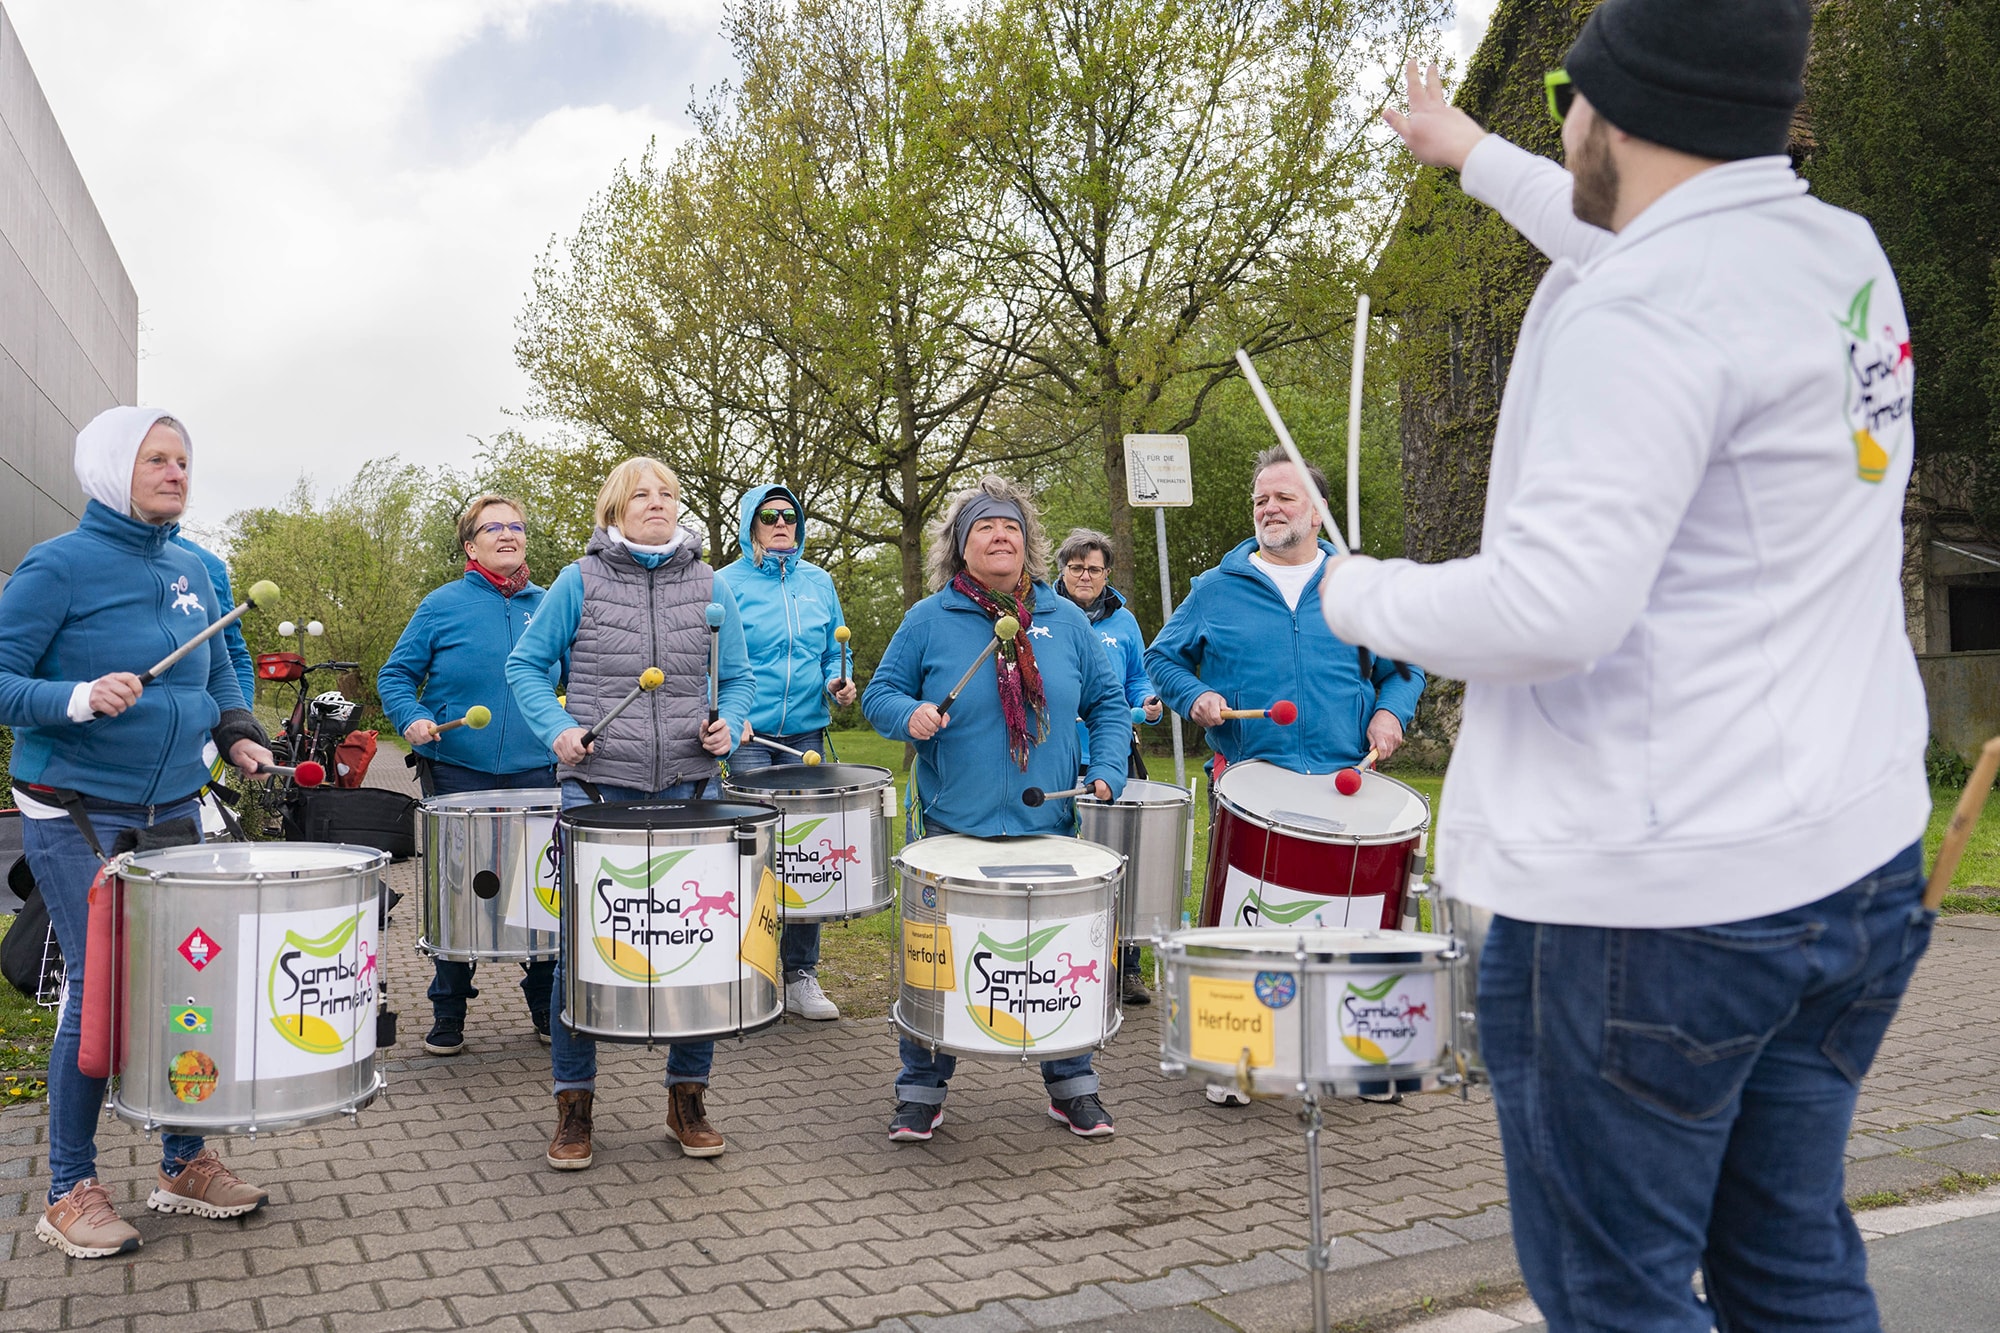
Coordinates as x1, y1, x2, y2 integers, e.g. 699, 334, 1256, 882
419, 789, 562, 816
1161, 924, 1454, 961
721, 763, 894, 799
558, 799, 780, 830
1076, 779, 1195, 810
1214, 759, 1430, 845
894, 833, 1125, 891
118, 841, 392, 883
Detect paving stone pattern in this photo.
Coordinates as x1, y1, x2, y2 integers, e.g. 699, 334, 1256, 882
4, 807, 1998, 1331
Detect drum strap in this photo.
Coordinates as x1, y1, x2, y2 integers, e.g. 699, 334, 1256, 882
576, 779, 607, 804
202, 781, 249, 842
29, 786, 105, 860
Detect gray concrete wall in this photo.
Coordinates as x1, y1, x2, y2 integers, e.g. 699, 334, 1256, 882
0, 2, 137, 583
1919, 649, 2000, 763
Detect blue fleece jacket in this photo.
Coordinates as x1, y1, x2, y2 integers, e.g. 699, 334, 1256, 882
1060, 582, 1157, 768
0, 501, 248, 804
377, 570, 560, 776
505, 559, 755, 751
713, 484, 848, 736
862, 581, 1128, 836
1146, 538, 1425, 774
172, 536, 255, 705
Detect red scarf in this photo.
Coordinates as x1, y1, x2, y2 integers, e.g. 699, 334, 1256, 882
466, 558, 531, 597
950, 571, 1048, 770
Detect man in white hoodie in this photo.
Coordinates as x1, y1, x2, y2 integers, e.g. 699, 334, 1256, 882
1322, 1, 1930, 1326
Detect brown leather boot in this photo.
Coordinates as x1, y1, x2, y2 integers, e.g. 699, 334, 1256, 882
546, 1090, 593, 1170
666, 1083, 726, 1158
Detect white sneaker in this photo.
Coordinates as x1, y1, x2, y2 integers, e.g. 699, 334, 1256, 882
785, 974, 840, 1021
1205, 1082, 1251, 1107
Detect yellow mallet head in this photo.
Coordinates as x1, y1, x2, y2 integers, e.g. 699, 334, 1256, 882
639, 667, 666, 691
465, 705, 492, 729
834, 626, 851, 644
245, 579, 280, 608
995, 615, 1020, 641
804, 751, 822, 765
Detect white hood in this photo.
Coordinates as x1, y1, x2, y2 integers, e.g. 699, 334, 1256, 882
74, 406, 188, 516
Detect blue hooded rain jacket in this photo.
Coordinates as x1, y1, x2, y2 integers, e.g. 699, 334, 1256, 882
714, 484, 848, 738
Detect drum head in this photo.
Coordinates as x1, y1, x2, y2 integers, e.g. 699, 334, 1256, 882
1078, 779, 1192, 809
121, 842, 389, 880
723, 763, 891, 797
1215, 761, 1427, 844
421, 788, 561, 814
560, 800, 777, 830
897, 834, 1122, 887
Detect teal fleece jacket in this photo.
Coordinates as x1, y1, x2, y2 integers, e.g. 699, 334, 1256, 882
713, 484, 848, 736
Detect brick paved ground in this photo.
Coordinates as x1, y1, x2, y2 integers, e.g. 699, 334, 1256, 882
5, 790, 1998, 1332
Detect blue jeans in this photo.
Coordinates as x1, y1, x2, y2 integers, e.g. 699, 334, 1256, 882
28, 795, 205, 1202
1482, 841, 1930, 1332
894, 1036, 1098, 1106
426, 760, 557, 1022
550, 777, 718, 1092
727, 729, 823, 979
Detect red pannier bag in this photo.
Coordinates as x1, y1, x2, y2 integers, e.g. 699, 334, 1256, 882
255, 652, 305, 682
333, 730, 378, 788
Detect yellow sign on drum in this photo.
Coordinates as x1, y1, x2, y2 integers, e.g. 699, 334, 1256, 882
1188, 974, 1274, 1067
901, 922, 955, 991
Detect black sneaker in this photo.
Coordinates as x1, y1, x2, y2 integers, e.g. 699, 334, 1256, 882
531, 1009, 551, 1046
1120, 972, 1151, 1006
1358, 1089, 1403, 1105
423, 1018, 465, 1056
888, 1101, 944, 1142
1048, 1093, 1115, 1138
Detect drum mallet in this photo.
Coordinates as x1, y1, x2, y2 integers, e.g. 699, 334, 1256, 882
255, 760, 324, 788
581, 668, 665, 748
1219, 700, 1298, 724
705, 602, 726, 726
1022, 783, 1097, 808
1334, 747, 1379, 796
834, 624, 853, 690
938, 616, 1020, 714
752, 736, 822, 766
1926, 735, 2000, 910
431, 705, 491, 736
96, 579, 280, 716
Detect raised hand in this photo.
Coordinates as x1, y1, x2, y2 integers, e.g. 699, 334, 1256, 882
1382, 60, 1487, 173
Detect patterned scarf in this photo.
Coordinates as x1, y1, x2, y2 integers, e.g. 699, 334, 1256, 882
951, 571, 1048, 770
466, 558, 531, 598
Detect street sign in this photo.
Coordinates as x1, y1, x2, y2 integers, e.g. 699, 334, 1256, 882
1124, 434, 1193, 508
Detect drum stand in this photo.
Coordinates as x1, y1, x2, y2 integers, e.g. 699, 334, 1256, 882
1294, 935, 1333, 1333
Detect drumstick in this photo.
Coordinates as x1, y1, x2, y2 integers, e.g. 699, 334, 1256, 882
1926, 736, 2000, 910
94, 579, 281, 718
1334, 749, 1379, 796
580, 668, 665, 748
705, 602, 725, 725
1233, 348, 1348, 556
938, 616, 1020, 713
1219, 700, 1298, 724
1021, 783, 1093, 808
431, 705, 491, 736
750, 736, 822, 765
1346, 294, 1370, 552
255, 760, 324, 788
834, 625, 852, 689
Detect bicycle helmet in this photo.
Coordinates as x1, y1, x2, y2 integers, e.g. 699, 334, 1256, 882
310, 691, 359, 729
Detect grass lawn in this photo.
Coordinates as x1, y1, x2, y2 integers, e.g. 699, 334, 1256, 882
0, 915, 53, 1102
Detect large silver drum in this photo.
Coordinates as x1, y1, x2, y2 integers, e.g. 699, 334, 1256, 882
558, 800, 784, 1043
1158, 926, 1466, 1099
1076, 779, 1193, 941
1434, 889, 1492, 1087
417, 788, 562, 962
893, 834, 1125, 1061
112, 843, 388, 1136
721, 763, 895, 921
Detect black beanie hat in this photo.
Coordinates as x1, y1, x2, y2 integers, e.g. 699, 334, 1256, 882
1565, 0, 1811, 161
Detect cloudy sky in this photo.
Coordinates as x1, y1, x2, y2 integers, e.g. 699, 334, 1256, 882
11, 0, 1493, 538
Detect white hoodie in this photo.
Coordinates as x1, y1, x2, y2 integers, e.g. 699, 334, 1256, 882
1322, 136, 1928, 928
74, 405, 185, 515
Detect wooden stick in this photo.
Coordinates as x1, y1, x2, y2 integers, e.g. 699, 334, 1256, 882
1234, 348, 1349, 556
938, 617, 1019, 712
1362, 747, 1379, 770
433, 706, 491, 736
581, 668, 664, 748
1926, 736, 2000, 910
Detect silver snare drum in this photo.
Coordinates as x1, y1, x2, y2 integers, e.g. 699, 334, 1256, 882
558, 800, 784, 1044
1158, 926, 1466, 1099
893, 834, 1125, 1061
1436, 890, 1492, 1088
722, 763, 895, 921
418, 788, 562, 962
113, 842, 389, 1136
1076, 779, 1193, 942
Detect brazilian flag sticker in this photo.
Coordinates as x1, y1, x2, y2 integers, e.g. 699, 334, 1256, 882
170, 1006, 213, 1035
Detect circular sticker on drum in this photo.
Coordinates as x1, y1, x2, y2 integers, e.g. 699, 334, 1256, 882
169, 1050, 218, 1103
922, 885, 937, 909
1254, 971, 1297, 1009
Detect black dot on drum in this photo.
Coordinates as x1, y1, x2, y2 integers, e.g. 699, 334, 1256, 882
473, 871, 502, 900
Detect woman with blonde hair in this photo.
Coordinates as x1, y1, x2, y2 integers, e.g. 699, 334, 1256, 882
507, 456, 755, 1171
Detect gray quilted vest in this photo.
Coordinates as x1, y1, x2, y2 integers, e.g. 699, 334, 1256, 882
561, 528, 721, 792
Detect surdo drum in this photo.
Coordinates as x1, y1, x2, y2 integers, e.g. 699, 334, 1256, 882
893, 834, 1125, 1061
112, 843, 389, 1136
1158, 926, 1466, 1099
417, 789, 562, 962
721, 763, 895, 920
557, 800, 784, 1043
1202, 761, 1429, 932
1076, 779, 1194, 941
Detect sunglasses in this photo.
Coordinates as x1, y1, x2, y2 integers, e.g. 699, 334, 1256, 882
1544, 69, 1574, 124
756, 508, 800, 526
477, 521, 526, 536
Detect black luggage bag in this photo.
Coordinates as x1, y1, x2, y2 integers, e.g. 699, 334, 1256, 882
283, 787, 418, 861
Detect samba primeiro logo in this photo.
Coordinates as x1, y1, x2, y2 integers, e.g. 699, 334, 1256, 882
1234, 887, 1324, 928
1337, 974, 1431, 1065
775, 817, 862, 908
268, 912, 376, 1055
592, 848, 726, 983
963, 924, 1095, 1048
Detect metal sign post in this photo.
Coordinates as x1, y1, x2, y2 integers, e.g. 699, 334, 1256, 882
1124, 434, 1192, 788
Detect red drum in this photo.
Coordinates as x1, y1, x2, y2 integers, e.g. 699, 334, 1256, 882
1200, 760, 1429, 931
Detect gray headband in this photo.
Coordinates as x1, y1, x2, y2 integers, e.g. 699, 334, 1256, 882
954, 494, 1025, 555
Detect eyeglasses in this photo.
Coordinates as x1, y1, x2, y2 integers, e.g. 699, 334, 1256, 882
1064, 562, 1108, 577
756, 508, 800, 526
1544, 69, 1574, 124
477, 521, 526, 536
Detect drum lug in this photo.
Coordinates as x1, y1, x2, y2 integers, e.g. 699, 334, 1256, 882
733, 824, 759, 857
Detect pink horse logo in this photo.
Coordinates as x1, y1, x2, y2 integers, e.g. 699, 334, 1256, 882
681, 881, 737, 927
1055, 952, 1100, 995
819, 838, 862, 870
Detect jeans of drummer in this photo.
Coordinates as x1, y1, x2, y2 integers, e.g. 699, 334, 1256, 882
426, 759, 558, 1023
28, 795, 205, 1203
550, 776, 720, 1092
895, 1036, 1097, 1105
1481, 841, 1930, 1333
727, 729, 824, 980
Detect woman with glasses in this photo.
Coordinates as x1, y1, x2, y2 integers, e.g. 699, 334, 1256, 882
378, 494, 563, 1056
1054, 529, 1162, 1005
714, 484, 857, 1021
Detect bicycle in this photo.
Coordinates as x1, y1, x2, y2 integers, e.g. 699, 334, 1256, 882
253, 651, 361, 828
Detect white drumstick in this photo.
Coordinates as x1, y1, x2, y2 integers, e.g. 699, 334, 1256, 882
1346, 294, 1370, 552
1234, 348, 1349, 556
